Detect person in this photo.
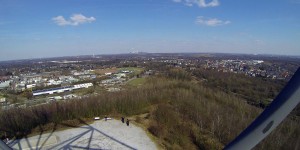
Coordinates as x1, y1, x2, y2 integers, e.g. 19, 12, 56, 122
121, 117, 125, 123
105, 116, 107, 121
126, 119, 129, 126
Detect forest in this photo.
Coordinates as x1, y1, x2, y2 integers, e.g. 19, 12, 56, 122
0, 68, 299, 150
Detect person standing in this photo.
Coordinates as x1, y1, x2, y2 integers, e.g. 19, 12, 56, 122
126, 119, 129, 126
121, 117, 125, 123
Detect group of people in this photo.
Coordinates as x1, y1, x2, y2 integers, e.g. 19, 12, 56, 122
102, 116, 130, 126
121, 117, 130, 126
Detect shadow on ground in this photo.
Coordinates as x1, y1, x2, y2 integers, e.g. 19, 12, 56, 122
8, 118, 137, 150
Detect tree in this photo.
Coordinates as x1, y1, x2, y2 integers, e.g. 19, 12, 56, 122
6, 72, 13, 76
22, 89, 33, 99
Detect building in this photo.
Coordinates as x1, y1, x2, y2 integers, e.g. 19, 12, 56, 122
33, 83, 93, 96
0, 97, 6, 103
0, 80, 11, 89
26, 84, 36, 89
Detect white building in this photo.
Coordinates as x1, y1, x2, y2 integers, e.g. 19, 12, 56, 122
115, 73, 126, 79
0, 80, 10, 89
26, 84, 36, 89
33, 83, 93, 96
0, 97, 6, 103
46, 79, 62, 86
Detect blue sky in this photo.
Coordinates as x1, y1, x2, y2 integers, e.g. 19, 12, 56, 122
0, 0, 300, 61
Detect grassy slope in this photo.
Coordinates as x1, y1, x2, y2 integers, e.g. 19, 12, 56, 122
127, 78, 146, 86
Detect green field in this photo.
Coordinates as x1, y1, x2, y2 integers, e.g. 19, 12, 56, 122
127, 78, 146, 86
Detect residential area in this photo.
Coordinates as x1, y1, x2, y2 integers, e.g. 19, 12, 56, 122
0, 59, 147, 109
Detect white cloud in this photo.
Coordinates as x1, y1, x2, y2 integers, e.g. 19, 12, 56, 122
173, 0, 220, 8
196, 16, 231, 26
197, 0, 219, 7
173, 0, 182, 2
52, 16, 70, 26
52, 14, 96, 26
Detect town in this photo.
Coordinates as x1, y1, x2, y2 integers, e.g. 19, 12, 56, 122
0, 53, 299, 110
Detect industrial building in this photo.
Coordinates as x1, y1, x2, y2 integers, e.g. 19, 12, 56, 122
33, 83, 93, 96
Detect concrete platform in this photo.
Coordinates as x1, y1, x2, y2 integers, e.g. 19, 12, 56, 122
9, 119, 157, 150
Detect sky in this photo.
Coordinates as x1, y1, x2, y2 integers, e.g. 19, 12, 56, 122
0, 0, 300, 61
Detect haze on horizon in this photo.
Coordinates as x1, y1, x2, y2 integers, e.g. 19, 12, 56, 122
0, 0, 300, 61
